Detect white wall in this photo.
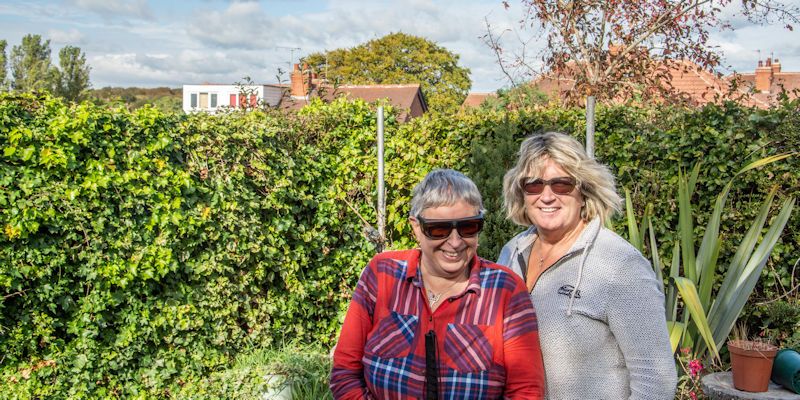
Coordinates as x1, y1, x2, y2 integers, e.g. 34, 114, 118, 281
182, 84, 268, 114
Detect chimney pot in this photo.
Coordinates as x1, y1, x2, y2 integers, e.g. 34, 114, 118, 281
766, 57, 772, 66
772, 59, 781, 73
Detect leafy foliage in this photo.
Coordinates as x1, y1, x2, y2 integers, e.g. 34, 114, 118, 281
746, 299, 800, 352
9, 34, 57, 93
89, 86, 183, 113
4, 34, 91, 102
0, 39, 7, 91
489, 0, 799, 103
303, 32, 472, 113
465, 99, 800, 302
0, 93, 488, 397
628, 159, 795, 361
53, 46, 91, 102
1, 91, 798, 397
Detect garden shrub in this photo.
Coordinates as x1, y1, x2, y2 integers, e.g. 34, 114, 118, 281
0, 94, 484, 397
1, 92, 797, 397
466, 100, 800, 301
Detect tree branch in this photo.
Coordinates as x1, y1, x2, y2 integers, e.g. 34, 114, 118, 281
482, 17, 518, 86
3, 289, 28, 301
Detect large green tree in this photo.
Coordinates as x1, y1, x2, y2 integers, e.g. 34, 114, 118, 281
10, 34, 57, 93
0, 40, 7, 91
303, 32, 471, 113
54, 45, 91, 102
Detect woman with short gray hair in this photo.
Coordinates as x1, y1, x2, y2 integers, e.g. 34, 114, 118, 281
498, 132, 677, 399
332, 169, 545, 399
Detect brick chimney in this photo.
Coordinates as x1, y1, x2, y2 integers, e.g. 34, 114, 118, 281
772, 58, 781, 74
290, 63, 306, 98
754, 58, 773, 93
290, 63, 316, 99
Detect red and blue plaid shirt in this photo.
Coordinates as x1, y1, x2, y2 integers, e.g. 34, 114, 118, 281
331, 249, 545, 399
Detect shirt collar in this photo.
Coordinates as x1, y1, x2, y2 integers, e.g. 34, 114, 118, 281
405, 249, 482, 296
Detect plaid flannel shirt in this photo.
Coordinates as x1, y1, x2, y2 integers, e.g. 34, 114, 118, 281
331, 249, 545, 399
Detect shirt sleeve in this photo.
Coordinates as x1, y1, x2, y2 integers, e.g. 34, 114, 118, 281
497, 241, 513, 267
330, 262, 378, 400
502, 279, 546, 399
607, 252, 678, 400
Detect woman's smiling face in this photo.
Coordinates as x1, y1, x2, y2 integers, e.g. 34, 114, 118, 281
411, 199, 480, 279
525, 158, 584, 240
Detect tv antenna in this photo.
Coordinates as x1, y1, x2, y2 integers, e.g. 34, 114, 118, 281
276, 46, 302, 65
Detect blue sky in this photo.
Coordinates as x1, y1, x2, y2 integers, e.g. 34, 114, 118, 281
1, 0, 799, 92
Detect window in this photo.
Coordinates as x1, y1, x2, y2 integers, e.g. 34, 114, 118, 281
210, 93, 218, 108
230, 94, 237, 108
190, 93, 197, 108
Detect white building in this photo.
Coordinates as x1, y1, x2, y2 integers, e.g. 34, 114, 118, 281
182, 84, 285, 114
182, 64, 428, 121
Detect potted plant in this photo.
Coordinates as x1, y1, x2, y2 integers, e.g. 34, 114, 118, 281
727, 324, 778, 392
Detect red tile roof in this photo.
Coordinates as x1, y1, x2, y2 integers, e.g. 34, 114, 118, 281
523, 58, 798, 108
727, 60, 800, 107
461, 92, 497, 108
279, 83, 427, 122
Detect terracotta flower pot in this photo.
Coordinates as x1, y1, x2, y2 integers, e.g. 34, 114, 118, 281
728, 340, 778, 393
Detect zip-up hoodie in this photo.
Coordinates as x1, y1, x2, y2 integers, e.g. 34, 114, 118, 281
497, 218, 677, 400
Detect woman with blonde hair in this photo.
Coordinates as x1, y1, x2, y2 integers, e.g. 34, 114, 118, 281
497, 132, 677, 399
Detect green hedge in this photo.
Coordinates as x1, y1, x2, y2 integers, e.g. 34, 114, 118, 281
1, 92, 797, 397
467, 100, 800, 299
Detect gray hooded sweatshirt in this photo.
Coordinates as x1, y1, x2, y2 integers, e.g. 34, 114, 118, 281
497, 218, 677, 400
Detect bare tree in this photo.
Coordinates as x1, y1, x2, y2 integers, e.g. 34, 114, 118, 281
485, 0, 800, 156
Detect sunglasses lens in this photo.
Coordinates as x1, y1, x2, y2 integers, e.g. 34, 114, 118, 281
456, 220, 483, 237
523, 178, 576, 195
523, 180, 545, 195
425, 223, 453, 239
419, 215, 484, 240
551, 179, 576, 194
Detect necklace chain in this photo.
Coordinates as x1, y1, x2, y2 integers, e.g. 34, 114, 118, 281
421, 261, 463, 307
534, 238, 557, 270
534, 223, 586, 270
426, 279, 459, 306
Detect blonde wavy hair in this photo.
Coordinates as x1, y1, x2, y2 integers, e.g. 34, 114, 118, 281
503, 132, 622, 226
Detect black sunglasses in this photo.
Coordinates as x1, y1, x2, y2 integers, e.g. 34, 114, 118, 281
416, 213, 484, 240
521, 177, 577, 195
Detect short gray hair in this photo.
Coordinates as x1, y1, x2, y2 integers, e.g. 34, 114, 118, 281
409, 169, 484, 218
503, 132, 622, 226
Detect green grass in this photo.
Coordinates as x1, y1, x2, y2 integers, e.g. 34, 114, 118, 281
173, 343, 333, 399
234, 344, 333, 400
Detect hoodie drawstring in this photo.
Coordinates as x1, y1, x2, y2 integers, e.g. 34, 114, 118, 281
566, 221, 600, 316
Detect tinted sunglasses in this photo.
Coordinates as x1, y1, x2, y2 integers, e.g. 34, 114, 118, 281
416, 213, 484, 240
521, 177, 578, 195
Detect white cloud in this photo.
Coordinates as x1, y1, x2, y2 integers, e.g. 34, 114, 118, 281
69, 0, 154, 21
709, 22, 799, 73
7, 0, 796, 91
178, 0, 521, 90
91, 53, 230, 87
47, 28, 84, 44
89, 47, 281, 87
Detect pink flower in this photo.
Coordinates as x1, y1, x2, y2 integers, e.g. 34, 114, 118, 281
681, 347, 691, 355
689, 359, 703, 377
689, 391, 697, 400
